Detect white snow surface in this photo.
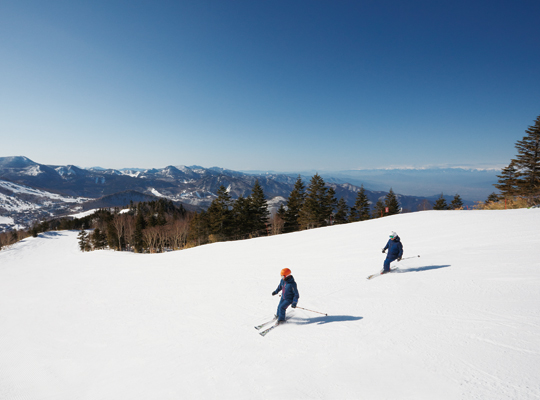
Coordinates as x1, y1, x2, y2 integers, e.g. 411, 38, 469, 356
1, 210, 539, 399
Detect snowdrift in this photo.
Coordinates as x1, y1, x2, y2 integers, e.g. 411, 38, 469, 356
1, 209, 539, 399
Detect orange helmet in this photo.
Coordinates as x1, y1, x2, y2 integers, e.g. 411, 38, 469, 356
281, 268, 291, 277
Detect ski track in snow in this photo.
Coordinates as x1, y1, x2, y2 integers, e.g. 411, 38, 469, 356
0, 209, 539, 399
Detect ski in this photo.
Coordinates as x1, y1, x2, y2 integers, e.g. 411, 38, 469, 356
367, 267, 398, 280
259, 323, 279, 337
258, 315, 292, 337
254, 316, 277, 330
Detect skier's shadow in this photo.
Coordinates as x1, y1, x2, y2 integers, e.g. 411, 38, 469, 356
396, 264, 451, 273
292, 315, 363, 325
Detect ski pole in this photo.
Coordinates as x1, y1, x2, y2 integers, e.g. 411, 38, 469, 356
400, 255, 420, 260
295, 306, 328, 316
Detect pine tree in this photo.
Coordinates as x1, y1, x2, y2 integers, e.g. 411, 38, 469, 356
299, 174, 329, 229
485, 192, 500, 204
232, 196, 252, 237
450, 194, 464, 210
106, 222, 119, 250
352, 185, 370, 221
284, 176, 305, 233
187, 211, 210, 245
78, 229, 89, 252
90, 228, 107, 250
385, 188, 400, 215
494, 161, 520, 198
132, 209, 146, 253
249, 179, 270, 235
325, 187, 338, 224
334, 198, 349, 224
514, 115, 540, 198
433, 194, 448, 210
207, 185, 233, 238
373, 199, 385, 218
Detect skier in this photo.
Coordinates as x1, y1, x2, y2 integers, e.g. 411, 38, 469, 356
272, 268, 300, 324
382, 231, 403, 273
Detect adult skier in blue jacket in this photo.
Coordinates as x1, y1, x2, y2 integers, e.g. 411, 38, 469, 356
272, 268, 300, 324
382, 231, 403, 273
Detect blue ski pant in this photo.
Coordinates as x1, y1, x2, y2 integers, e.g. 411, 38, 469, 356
384, 257, 397, 272
277, 298, 292, 321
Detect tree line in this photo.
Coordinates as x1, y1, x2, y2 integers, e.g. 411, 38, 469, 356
1, 174, 468, 253
493, 114, 540, 206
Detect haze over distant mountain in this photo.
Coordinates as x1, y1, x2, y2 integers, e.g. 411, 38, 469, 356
242, 167, 500, 201
1, 156, 487, 232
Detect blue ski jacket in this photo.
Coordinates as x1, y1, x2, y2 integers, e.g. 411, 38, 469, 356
383, 236, 403, 259
273, 275, 300, 305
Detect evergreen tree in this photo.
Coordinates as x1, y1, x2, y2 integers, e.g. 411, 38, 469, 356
485, 192, 500, 204
348, 205, 359, 222
78, 229, 89, 252
106, 222, 119, 250
207, 185, 233, 238
433, 193, 448, 210
187, 211, 210, 245
249, 179, 270, 235
514, 115, 540, 197
494, 161, 520, 198
284, 176, 305, 233
132, 209, 146, 253
334, 198, 349, 224
299, 174, 330, 229
231, 196, 252, 237
352, 185, 371, 221
325, 187, 338, 224
450, 194, 464, 210
385, 188, 400, 215
90, 228, 107, 250
373, 199, 385, 218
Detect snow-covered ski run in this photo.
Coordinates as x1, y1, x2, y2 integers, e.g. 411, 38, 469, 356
1, 209, 539, 399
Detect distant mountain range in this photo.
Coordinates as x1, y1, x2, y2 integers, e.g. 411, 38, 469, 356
0, 156, 489, 232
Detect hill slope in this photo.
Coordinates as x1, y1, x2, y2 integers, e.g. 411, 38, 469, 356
0, 209, 539, 399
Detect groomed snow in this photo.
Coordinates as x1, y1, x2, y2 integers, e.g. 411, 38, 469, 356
0, 209, 539, 399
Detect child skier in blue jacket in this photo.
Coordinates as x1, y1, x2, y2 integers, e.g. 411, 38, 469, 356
272, 268, 300, 323
382, 231, 403, 273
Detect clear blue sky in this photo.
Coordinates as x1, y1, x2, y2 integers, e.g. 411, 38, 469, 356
1, 0, 539, 171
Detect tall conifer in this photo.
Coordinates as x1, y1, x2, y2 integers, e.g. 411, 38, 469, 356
514, 115, 540, 197
249, 179, 270, 235
385, 188, 400, 215
494, 161, 520, 198
299, 174, 329, 229
450, 194, 464, 210
284, 176, 305, 233
334, 198, 349, 224
352, 185, 371, 221
433, 194, 448, 210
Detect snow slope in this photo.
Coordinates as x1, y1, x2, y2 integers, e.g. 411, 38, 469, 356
0, 210, 539, 399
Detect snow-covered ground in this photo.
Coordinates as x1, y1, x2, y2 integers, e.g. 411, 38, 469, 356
0, 209, 539, 399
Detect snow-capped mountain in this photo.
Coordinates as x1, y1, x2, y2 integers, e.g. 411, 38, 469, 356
0, 179, 89, 232
0, 156, 476, 231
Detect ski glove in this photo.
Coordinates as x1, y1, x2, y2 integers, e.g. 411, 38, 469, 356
397, 257, 402, 262
272, 291, 277, 296
291, 303, 297, 308
382, 249, 386, 253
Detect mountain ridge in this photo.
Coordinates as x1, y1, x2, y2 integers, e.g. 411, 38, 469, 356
1, 156, 480, 232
